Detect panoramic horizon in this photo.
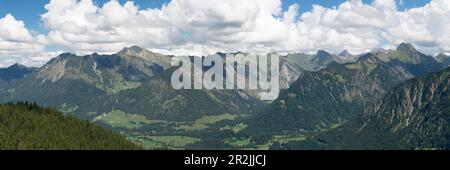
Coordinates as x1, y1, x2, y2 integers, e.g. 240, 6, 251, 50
1, 0, 450, 67
0, 42, 442, 68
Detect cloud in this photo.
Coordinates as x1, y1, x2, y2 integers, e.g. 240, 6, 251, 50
0, 14, 53, 67
292, 0, 450, 54
41, 0, 301, 55
3, 0, 450, 67
0, 51, 62, 68
40, 0, 450, 56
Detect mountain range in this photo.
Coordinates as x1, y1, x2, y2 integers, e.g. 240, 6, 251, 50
0, 45, 348, 120
246, 43, 445, 135
273, 67, 449, 150
0, 42, 448, 149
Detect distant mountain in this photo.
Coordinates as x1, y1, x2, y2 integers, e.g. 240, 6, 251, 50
0, 63, 36, 81
338, 50, 352, 58
338, 50, 359, 61
311, 50, 347, 69
436, 53, 450, 66
282, 53, 315, 71
246, 43, 445, 134
0, 47, 172, 118
0, 102, 140, 150
282, 50, 350, 72
214, 52, 306, 91
108, 66, 265, 122
37, 47, 171, 94
246, 60, 403, 133
278, 57, 306, 89
389, 42, 443, 76
118, 46, 172, 69
0, 64, 36, 98
274, 67, 450, 149
0, 43, 447, 150
1, 49, 265, 121
311, 50, 336, 66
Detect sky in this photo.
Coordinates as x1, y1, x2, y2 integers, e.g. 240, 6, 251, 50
0, 0, 447, 67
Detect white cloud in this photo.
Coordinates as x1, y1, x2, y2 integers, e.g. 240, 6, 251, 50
0, 14, 53, 67
290, 0, 450, 54
3, 0, 450, 68
40, 0, 450, 56
0, 14, 34, 42
41, 0, 301, 55
0, 51, 62, 68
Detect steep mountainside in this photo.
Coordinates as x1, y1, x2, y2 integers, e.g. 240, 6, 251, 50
374, 43, 443, 76
278, 50, 356, 88
436, 53, 450, 66
0, 102, 140, 150
279, 56, 306, 89
37, 47, 171, 94
274, 67, 450, 150
0, 47, 172, 118
247, 43, 444, 134
0, 47, 354, 121
1, 50, 266, 121
311, 50, 341, 67
108, 67, 265, 121
283, 50, 352, 72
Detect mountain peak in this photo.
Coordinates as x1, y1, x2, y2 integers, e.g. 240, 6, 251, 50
311, 50, 337, 66
315, 50, 333, 61
50, 53, 76, 62
358, 53, 378, 62
338, 50, 352, 57
118, 46, 146, 55
57, 52, 76, 58
436, 53, 450, 66
8, 63, 27, 69
370, 48, 389, 54
317, 50, 331, 56
0, 63, 35, 81
397, 42, 417, 53
436, 53, 448, 59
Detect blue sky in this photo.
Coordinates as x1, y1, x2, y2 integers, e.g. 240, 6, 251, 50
0, 0, 168, 34
0, 0, 430, 35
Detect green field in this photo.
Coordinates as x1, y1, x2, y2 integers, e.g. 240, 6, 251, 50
225, 137, 252, 147
195, 113, 238, 124
220, 122, 247, 133
128, 135, 202, 150
175, 123, 209, 131
127, 136, 166, 149
95, 110, 165, 129
176, 113, 239, 131
254, 135, 307, 150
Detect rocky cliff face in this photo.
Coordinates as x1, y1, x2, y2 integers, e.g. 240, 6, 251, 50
37, 47, 172, 94
249, 43, 445, 135
274, 67, 450, 150
436, 53, 450, 66
362, 67, 450, 149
